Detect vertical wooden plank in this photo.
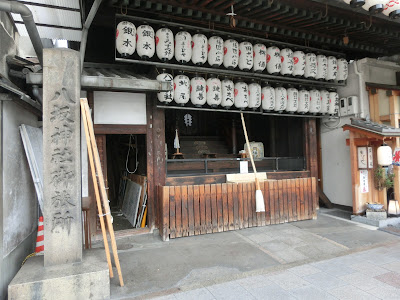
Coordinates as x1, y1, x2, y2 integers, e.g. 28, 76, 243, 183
296, 179, 302, 221
216, 184, 224, 233
304, 178, 310, 220
161, 186, 170, 241
287, 180, 293, 222
227, 184, 235, 231
238, 183, 244, 229
283, 180, 289, 223
243, 183, 249, 228
300, 179, 305, 220
275, 181, 281, 223
312, 177, 318, 219
269, 181, 275, 225
247, 182, 253, 227
278, 180, 284, 223
211, 184, 218, 233
252, 183, 258, 226
199, 185, 206, 235
259, 182, 266, 227
233, 183, 239, 230
308, 178, 313, 219
187, 185, 195, 236
204, 184, 212, 234
146, 99, 155, 229
222, 184, 229, 231
291, 179, 298, 222
158, 186, 164, 240
175, 186, 182, 238
264, 181, 270, 225
169, 186, 176, 239
181, 185, 189, 237
193, 185, 200, 235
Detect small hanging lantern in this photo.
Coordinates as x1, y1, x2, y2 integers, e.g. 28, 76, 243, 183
286, 86, 299, 113
298, 87, 310, 114
234, 80, 249, 110
116, 21, 136, 57
156, 26, 174, 61
304, 52, 317, 79
156, 71, 173, 104
136, 24, 155, 60
206, 75, 222, 108
326, 56, 338, 81
274, 85, 287, 112
238, 41, 253, 71
253, 44, 267, 72
319, 90, 330, 115
173, 73, 190, 105
248, 81, 262, 110
337, 58, 349, 83
383, 1, 400, 19
388, 199, 400, 216
223, 39, 239, 69
316, 54, 328, 81
293, 50, 306, 77
377, 143, 393, 166
261, 83, 275, 112
328, 90, 339, 115
266, 45, 281, 75
208, 36, 224, 67
192, 33, 208, 65
362, 0, 386, 13
175, 31, 192, 64
343, 0, 366, 8
280, 48, 294, 76
190, 76, 206, 107
221, 77, 234, 109
309, 89, 322, 114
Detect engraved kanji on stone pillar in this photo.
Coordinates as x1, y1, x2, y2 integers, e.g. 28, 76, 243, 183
43, 48, 82, 266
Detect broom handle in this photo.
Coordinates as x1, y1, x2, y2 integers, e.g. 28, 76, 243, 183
240, 113, 261, 190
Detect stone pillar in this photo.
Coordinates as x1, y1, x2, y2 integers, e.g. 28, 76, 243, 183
43, 48, 82, 266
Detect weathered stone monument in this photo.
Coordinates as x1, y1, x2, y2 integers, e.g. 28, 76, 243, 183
8, 49, 109, 299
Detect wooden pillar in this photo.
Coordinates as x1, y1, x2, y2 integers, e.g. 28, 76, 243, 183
390, 92, 400, 208
349, 131, 360, 214
146, 96, 155, 229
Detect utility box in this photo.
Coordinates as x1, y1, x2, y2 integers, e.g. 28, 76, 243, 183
347, 96, 359, 116
340, 97, 347, 116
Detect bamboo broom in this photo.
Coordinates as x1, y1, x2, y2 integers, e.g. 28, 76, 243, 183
240, 113, 265, 212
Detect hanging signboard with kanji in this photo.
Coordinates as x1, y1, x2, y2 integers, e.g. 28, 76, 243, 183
393, 148, 400, 166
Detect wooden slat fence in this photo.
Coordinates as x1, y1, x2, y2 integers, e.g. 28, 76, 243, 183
159, 178, 317, 241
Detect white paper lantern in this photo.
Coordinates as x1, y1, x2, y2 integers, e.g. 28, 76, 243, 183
206, 76, 222, 107
298, 88, 310, 114
286, 87, 299, 113
383, 1, 400, 18
377, 144, 392, 166
234, 81, 249, 109
136, 25, 155, 59
221, 78, 234, 109
280, 48, 294, 76
208, 36, 224, 67
116, 21, 136, 57
248, 82, 262, 110
223, 39, 239, 69
319, 90, 330, 114
239, 42, 253, 71
156, 27, 174, 61
326, 56, 338, 81
328, 91, 339, 115
363, 0, 386, 13
293, 50, 306, 77
343, 0, 366, 8
305, 53, 317, 79
316, 54, 328, 80
267, 46, 281, 74
337, 58, 349, 82
190, 76, 206, 107
192, 33, 207, 65
274, 86, 287, 112
309, 89, 322, 113
173, 74, 190, 105
175, 31, 192, 63
253, 44, 267, 72
262, 85, 275, 111
156, 72, 173, 104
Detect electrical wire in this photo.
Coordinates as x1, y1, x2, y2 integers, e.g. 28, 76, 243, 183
125, 134, 138, 174
323, 116, 342, 129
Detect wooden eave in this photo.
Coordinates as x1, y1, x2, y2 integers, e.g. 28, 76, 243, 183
343, 124, 400, 146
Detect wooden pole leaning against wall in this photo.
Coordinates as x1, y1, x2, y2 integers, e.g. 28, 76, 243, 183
81, 98, 124, 287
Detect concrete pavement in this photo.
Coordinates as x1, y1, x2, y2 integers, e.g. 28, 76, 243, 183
90, 208, 400, 299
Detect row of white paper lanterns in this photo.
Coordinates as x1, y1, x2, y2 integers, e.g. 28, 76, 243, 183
157, 73, 339, 115
343, 0, 400, 18
116, 22, 348, 82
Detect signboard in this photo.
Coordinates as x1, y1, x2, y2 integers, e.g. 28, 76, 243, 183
368, 147, 374, 169
393, 148, 400, 166
360, 170, 369, 194
357, 147, 368, 169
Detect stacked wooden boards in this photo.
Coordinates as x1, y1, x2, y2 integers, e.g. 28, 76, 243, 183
158, 178, 317, 241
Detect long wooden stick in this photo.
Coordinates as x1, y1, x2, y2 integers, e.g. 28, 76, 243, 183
240, 113, 261, 190
80, 100, 114, 278
81, 99, 124, 287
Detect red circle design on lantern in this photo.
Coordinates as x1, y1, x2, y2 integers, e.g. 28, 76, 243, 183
116, 29, 119, 38
224, 47, 227, 55
208, 44, 211, 52
156, 36, 159, 45
190, 86, 192, 92
294, 57, 299, 65
239, 50, 242, 56
262, 94, 265, 100
234, 89, 238, 96
267, 54, 271, 62
253, 51, 256, 57
173, 83, 176, 90
281, 56, 284, 63
136, 34, 138, 41
191, 41, 194, 48
206, 85, 209, 92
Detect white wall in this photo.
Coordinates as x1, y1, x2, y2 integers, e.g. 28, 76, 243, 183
321, 58, 400, 207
